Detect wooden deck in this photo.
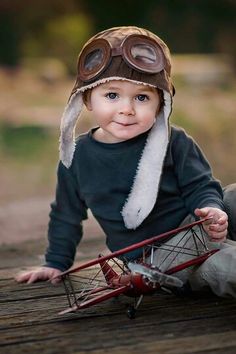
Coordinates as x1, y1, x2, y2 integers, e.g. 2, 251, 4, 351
1, 235, 236, 354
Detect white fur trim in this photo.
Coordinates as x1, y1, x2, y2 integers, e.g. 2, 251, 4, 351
73, 77, 156, 95
121, 91, 172, 229
59, 93, 83, 168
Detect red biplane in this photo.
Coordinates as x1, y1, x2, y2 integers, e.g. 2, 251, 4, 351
56, 218, 218, 318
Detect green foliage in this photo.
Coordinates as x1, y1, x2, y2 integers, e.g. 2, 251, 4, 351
23, 14, 93, 73
0, 123, 57, 162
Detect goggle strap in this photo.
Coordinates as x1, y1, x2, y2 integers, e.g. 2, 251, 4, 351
111, 47, 123, 57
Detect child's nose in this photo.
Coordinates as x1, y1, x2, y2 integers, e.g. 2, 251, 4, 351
119, 99, 135, 116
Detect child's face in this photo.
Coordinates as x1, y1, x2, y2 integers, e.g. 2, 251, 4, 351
84, 80, 161, 143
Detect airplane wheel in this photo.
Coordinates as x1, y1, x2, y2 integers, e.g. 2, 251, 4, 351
127, 305, 136, 319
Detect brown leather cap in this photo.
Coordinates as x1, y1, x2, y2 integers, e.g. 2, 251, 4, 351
70, 26, 174, 98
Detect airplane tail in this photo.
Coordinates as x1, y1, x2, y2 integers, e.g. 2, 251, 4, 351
98, 254, 119, 285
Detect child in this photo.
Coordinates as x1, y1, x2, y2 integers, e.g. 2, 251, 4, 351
16, 26, 236, 296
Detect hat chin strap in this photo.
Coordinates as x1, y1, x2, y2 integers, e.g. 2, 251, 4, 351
121, 90, 172, 229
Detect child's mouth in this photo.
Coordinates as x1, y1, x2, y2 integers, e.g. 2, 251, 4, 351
115, 122, 136, 127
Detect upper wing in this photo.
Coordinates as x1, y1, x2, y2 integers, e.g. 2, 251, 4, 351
55, 217, 212, 279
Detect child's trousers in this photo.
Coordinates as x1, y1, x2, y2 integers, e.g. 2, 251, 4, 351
151, 184, 236, 298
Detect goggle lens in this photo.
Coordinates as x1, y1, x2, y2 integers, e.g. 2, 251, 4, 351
78, 39, 111, 81
124, 35, 165, 73
130, 43, 157, 65
84, 48, 104, 71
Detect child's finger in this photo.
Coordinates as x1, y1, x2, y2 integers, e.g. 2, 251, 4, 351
27, 270, 48, 284
194, 208, 208, 217
209, 223, 227, 233
51, 276, 61, 285
15, 272, 32, 283
217, 215, 228, 225
27, 272, 40, 284
194, 208, 213, 223
210, 232, 227, 242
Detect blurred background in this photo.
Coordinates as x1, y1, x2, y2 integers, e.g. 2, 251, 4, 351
0, 0, 235, 246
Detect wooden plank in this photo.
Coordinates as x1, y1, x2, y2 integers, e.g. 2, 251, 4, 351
1, 237, 236, 354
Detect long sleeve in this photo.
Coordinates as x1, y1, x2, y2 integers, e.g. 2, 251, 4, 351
45, 162, 88, 271
172, 128, 224, 214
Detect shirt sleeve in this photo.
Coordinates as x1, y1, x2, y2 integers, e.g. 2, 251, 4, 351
45, 161, 88, 271
172, 128, 225, 214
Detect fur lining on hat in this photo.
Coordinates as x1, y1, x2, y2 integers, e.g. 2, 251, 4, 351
121, 90, 172, 229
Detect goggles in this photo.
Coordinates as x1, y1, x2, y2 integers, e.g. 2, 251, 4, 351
78, 34, 166, 82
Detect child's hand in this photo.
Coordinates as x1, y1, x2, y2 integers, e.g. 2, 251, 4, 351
194, 207, 228, 242
15, 266, 62, 285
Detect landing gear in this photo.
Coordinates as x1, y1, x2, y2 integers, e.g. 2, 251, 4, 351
126, 295, 143, 319
127, 305, 136, 319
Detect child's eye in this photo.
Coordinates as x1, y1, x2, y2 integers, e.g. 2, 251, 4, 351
136, 94, 149, 102
106, 92, 118, 100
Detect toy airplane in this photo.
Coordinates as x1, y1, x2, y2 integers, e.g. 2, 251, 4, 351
55, 218, 218, 318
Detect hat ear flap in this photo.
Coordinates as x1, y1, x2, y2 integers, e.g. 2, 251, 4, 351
121, 90, 172, 229
59, 92, 84, 168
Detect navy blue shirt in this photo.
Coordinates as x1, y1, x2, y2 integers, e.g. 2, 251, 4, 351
45, 126, 224, 271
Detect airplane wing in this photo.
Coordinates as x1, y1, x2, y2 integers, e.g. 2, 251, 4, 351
58, 257, 130, 315
55, 217, 212, 279
59, 284, 128, 315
